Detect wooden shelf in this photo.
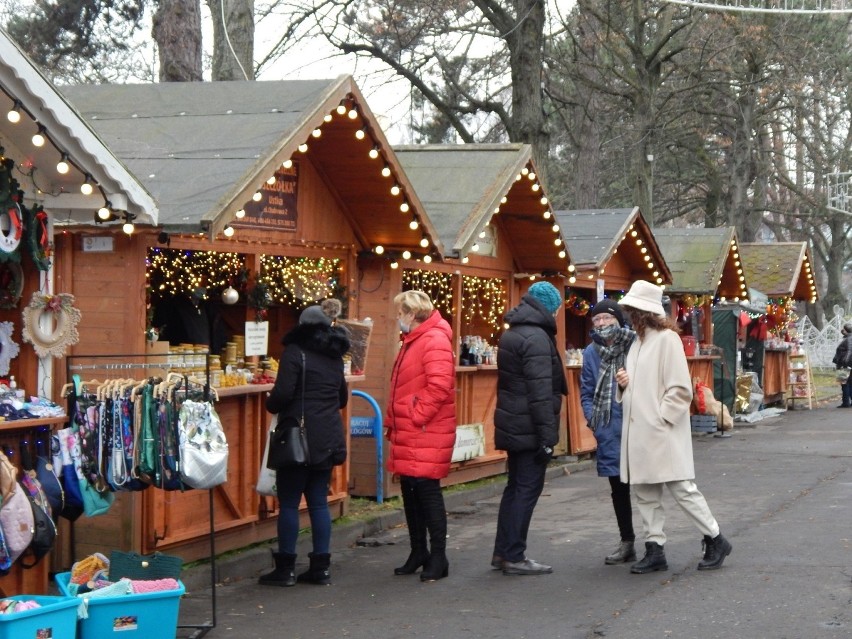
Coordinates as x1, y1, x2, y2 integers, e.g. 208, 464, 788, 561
786, 352, 814, 410
0, 416, 68, 432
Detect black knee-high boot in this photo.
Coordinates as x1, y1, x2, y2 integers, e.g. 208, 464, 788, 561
394, 477, 429, 575
416, 479, 449, 582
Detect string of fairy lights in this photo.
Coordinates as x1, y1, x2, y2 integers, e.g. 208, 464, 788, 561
401, 269, 507, 333
147, 248, 342, 305
258, 255, 342, 305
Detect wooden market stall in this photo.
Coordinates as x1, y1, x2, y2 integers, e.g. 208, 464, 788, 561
52, 75, 441, 565
739, 242, 819, 405
554, 207, 672, 455
0, 29, 158, 595
348, 143, 572, 498
654, 227, 750, 412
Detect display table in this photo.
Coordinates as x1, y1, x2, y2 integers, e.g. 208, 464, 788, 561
564, 365, 596, 455
762, 349, 790, 404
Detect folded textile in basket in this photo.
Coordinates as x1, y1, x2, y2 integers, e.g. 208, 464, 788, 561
129, 577, 180, 593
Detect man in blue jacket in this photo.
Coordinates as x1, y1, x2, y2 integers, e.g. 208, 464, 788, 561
491, 281, 567, 576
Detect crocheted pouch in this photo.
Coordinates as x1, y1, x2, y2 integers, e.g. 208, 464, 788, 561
109, 550, 182, 581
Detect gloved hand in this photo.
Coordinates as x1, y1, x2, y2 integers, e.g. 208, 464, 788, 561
534, 444, 554, 465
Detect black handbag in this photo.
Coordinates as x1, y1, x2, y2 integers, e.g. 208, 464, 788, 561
109, 550, 183, 580
267, 351, 310, 469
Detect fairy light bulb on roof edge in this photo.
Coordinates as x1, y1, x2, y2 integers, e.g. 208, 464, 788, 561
531, 183, 540, 192
419, 236, 429, 248
423, 254, 432, 264
336, 103, 347, 115
551, 223, 559, 233
558, 250, 566, 259
282, 159, 293, 169
402, 250, 412, 260
56, 154, 70, 174
569, 275, 576, 284
252, 191, 262, 202
501, 196, 507, 204
355, 128, 366, 140
235, 208, 246, 219
381, 165, 391, 178
390, 260, 399, 269
400, 201, 410, 213
409, 217, 419, 230
540, 196, 548, 205
223, 226, 235, 237
528, 172, 536, 181
312, 128, 322, 138
298, 143, 308, 153
461, 256, 469, 264
6, 103, 20, 124
543, 211, 551, 220
80, 176, 94, 195
390, 184, 401, 196
521, 167, 529, 175
122, 220, 134, 235
32, 127, 45, 147
266, 175, 276, 185
369, 146, 380, 159
323, 114, 332, 123
97, 205, 111, 220
348, 107, 358, 119
568, 264, 575, 273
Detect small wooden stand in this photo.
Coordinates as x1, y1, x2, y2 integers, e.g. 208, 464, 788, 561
786, 351, 814, 410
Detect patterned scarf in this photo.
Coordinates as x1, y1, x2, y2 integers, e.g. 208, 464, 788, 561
588, 326, 635, 432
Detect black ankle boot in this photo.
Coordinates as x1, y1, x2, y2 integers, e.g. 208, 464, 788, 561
630, 542, 668, 574
258, 551, 296, 587
697, 533, 732, 570
395, 479, 429, 575
420, 550, 449, 582
605, 541, 637, 565
297, 552, 331, 585
395, 548, 430, 575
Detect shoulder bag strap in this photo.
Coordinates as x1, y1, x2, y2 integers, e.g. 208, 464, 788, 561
300, 351, 306, 426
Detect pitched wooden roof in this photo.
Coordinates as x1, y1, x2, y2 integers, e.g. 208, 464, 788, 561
554, 207, 671, 289
739, 242, 818, 302
654, 227, 749, 300
62, 76, 441, 255
0, 27, 156, 223
393, 144, 570, 273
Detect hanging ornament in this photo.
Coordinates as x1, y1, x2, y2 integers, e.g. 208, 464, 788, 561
21, 292, 82, 358
0, 321, 20, 376
221, 286, 239, 305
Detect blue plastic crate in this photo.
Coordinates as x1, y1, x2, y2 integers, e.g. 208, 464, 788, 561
0, 594, 78, 639
55, 572, 185, 639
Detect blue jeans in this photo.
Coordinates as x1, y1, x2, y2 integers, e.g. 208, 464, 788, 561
493, 450, 547, 563
276, 466, 332, 555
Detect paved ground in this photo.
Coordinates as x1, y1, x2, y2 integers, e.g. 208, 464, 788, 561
177, 403, 852, 639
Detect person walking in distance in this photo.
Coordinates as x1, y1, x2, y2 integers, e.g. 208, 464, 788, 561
615, 280, 732, 574
832, 322, 852, 408
386, 290, 457, 582
580, 299, 637, 565
492, 281, 567, 576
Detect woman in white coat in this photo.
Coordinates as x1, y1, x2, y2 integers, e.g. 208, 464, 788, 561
614, 280, 732, 574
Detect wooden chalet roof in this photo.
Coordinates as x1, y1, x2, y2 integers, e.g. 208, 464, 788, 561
62, 76, 440, 255
739, 242, 818, 302
554, 207, 671, 289
654, 227, 749, 300
0, 27, 156, 224
392, 144, 570, 273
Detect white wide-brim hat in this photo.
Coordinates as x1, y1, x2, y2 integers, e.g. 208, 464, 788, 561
620, 280, 665, 317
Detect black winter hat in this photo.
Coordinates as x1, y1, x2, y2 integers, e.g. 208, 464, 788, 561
590, 299, 626, 327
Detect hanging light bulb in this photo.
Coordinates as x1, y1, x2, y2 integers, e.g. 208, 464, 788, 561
266, 175, 276, 185
368, 145, 380, 159
282, 159, 293, 169
399, 201, 409, 213
56, 154, 70, 174
540, 196, 548, 205
298, 143, 308, 153
391, 184, 401, 196
336, 101, 347, 115
80, 175, 94, 195
122, 214, 134, 234
235, 208, 246, 219
390, 260, 399, 269
355, 127, 366, 140
402, 250, 412, 260
374, 245, 385, 255
223, 226, 235, 237
419, 236, 429, 248
409, 217, 419, 230
423, 254, 432, 264
311, 128, 322, 138
32, 126, 46, 147
97, 203, 112, 221
381, 164, 392, 178
348, 106, 358, 119
323, 114, 332, 123
7, 101, 21, 124
252, 191, 262, 202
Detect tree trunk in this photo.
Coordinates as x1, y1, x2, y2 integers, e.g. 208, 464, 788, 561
505, 0, 549, 177
208, 0, 255, 81
152, 0, 203, 82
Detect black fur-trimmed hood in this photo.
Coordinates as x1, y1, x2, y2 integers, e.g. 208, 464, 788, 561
283, 323, 350, 358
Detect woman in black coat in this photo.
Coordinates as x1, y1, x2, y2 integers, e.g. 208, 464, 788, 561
833, 322, 852, 408
259, 305, 350, 587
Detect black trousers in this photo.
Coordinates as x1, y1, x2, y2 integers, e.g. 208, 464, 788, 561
608, 476, 635, 542
400, 475, 447, 553
493, 450, 547, 563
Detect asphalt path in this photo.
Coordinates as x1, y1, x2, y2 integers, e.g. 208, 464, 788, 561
178, 404, 852, 639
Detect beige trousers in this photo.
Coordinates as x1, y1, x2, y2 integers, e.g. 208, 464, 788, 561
632, 480, 720, 546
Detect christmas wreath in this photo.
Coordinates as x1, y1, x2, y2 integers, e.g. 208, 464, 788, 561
21, 292, 82, 358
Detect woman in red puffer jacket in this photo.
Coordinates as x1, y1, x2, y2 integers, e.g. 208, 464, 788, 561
386, 290, 456, 582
